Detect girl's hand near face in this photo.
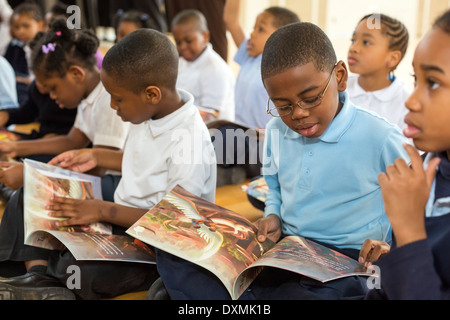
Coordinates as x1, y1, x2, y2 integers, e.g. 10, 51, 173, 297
378, 144, 441, 247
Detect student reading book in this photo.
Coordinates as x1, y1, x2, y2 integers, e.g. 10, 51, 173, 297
151, 22, 409, 300
22, 159, 155, 264
0, 29, 216, 300
127, 185, 375, 300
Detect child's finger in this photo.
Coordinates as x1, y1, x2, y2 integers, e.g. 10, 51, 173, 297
403, 144, 423, 172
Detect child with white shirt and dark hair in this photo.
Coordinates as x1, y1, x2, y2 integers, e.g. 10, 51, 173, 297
347, 13, 410, 130
0, 28, 216, 300
172, 9, 235, 122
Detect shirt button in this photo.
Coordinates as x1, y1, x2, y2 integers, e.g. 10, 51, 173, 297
308, 151, 313, 157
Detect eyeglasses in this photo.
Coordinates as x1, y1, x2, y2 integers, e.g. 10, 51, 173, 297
266, 63, 338, 117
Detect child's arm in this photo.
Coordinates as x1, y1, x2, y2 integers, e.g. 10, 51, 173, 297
224, 0, 246, 48
0, 126, 91, 158
49, 148, 123, 173
46, 197, 148, 228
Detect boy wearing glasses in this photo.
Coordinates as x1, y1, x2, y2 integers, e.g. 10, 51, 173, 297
152, 22, 408, 300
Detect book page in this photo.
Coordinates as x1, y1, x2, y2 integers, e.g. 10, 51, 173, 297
127, 185, 274, 298
234, 235, 372, 297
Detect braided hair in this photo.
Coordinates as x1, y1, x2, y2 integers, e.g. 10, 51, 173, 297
360, 13, 409, 71
31, 18, 99, 79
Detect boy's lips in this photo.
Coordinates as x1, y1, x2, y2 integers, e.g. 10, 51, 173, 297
295, 123, 319, 137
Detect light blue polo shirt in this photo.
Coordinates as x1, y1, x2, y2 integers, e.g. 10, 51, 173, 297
234, 39, 272, 129
262, 91, 409, 250
0, 56, 18, 109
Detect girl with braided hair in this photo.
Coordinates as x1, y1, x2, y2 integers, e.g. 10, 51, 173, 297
347, 13, 410, 131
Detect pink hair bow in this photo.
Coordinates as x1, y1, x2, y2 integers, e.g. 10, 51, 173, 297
42, 43, 56, 54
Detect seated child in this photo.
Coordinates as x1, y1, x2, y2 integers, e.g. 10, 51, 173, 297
0, 18, 129, 190
0, 80, 77, 139
0, 56, 18, 109
361, 9, 450, 300
246, 14, 411, 211
172, 9, 235, 122
0, 28, 216, 300
152, 21, 409, 300
224, 0, 299, 129
347, 13, 410, 130
215, 0, 300, 185
4, 2, 44, 105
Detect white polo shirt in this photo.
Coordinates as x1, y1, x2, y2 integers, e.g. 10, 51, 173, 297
347, 75, 411, 130
73, 81, 129, 149
114, 89, 217, 209
177, 44, 235, 122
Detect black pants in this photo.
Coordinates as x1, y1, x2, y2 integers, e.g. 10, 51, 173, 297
156, 241, 369, 300
0, 179, 158, 300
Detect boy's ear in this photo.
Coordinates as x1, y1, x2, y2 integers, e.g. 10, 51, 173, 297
202, 30, 211, 44
335, 60, 348, 92
144, 86, 162, 104
68, 65, 86, 83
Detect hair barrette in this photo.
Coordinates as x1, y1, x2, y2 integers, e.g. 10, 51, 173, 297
42, 43, 56, 54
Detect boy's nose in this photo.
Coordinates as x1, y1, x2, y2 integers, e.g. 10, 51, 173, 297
291, 105, 309, 119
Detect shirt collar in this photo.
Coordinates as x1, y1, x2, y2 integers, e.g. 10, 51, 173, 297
284, 91, 354, 143
147, 89, 196, 137
350, 77, 403, 102
78, 81, 104, 110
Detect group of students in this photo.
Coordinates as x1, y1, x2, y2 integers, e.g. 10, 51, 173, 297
0, 0, 447, 301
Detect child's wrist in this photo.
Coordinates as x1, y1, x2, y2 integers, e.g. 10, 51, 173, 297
392, 224, 427, 247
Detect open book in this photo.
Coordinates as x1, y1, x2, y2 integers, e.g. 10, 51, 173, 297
127, 185, 374, 299
23, 159, 155, 264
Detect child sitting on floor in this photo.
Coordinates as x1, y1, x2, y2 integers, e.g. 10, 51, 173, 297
0, 28, 216, 300
150, 22, 409, 300
4, 2, 44, 105
172, 9, 235, 122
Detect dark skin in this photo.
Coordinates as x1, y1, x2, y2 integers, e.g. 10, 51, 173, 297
255, 60, 348, 243
26, 71, 184, 270
46, 70, 184, 228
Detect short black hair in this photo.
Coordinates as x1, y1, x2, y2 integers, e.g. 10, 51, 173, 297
102, 28, 179, 93
13, 1, 44, 22
433, 9, 450, 34
264, 7, 300, 28
171, 9, 209, 33
261, 22, 336, 80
